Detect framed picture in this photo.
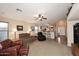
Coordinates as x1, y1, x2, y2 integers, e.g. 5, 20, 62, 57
17, 25, 23, 31
31, 26, 34, 31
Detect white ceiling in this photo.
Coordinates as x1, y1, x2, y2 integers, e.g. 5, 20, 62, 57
0, 3, 72, 25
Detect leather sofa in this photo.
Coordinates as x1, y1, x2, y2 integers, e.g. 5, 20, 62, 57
19, 33, 37, 43
0, 39, 29, 56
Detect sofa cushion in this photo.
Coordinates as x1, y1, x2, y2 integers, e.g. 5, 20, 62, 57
0, 39, 13, 49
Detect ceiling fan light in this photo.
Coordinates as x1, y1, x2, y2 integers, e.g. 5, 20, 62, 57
40, 19, 42, 21
43, 18, 47, 20
34, 14, 38, 17
39, 18, 42, 20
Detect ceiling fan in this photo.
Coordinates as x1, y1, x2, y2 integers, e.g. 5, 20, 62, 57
34, 14, 47, 21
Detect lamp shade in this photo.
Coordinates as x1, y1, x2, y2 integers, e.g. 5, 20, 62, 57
13, 28, 17, 32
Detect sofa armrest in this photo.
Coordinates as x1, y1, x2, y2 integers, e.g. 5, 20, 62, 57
19, 46, 29, 56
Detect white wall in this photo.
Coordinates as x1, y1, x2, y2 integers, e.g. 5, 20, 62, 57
0, 16, 31, 40
67, 20, 79, 47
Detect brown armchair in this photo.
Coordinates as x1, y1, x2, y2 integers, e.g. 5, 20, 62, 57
72, 43, 79, 56
0, 39, 29, 56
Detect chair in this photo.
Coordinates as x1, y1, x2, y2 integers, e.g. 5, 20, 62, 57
72, 43, 79, 56
37, 32, 46, 41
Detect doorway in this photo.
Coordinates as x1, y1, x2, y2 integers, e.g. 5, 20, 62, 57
74, 23, 79, 44
0, 22, 9, 41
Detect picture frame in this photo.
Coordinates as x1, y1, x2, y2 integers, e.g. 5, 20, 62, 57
17, 25, 23, 31
31, 26, 35, 31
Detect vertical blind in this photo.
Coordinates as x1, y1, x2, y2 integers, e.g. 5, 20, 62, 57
0, 22, 8, 42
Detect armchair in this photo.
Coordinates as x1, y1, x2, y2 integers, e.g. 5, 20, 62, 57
72, 43, 79, 56
37, 32, 46, 41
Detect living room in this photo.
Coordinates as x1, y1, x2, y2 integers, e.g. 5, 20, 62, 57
0, 3, 79, 56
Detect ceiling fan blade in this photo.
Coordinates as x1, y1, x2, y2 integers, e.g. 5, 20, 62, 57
42, 16, 47, 20
40, 19, 42, 21
43, 17, 47, 20
34, 17, 38, 20
43, 18, 47, 20
35, 18, 39, 20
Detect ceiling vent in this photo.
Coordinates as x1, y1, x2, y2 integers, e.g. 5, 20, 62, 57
16, 8, 22, 12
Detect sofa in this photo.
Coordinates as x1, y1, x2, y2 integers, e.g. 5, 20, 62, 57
19, 33, 37, 43
19, 33, 30, 39
72, 43, 79, 56
0, 39, 29, 56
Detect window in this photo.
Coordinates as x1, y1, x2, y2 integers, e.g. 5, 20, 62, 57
0, 22, 8, 41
